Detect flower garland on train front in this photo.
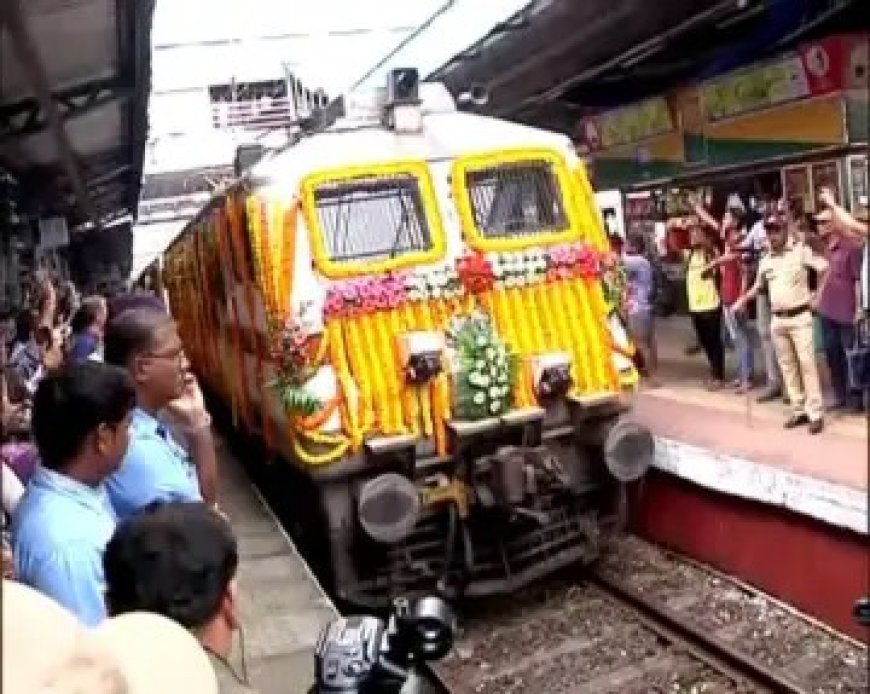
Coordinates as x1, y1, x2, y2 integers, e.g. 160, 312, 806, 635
321, 241, 604, 319
285, 241, 614, 464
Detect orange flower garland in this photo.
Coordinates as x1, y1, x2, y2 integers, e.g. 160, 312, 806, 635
279, 203, 299, 317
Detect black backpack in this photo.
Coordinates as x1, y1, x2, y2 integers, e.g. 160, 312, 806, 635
649, 255, 676, 317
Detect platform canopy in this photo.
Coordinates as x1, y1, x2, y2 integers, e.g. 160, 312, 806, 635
429, 0, 865, 135
0, 0, 154, 230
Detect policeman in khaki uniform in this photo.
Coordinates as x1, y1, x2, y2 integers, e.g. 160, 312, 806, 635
732, 214, 829, 434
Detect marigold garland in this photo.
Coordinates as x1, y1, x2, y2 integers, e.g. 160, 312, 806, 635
279, 203, 299, 317
211, 211, 248, 428
294, 398, 340, 431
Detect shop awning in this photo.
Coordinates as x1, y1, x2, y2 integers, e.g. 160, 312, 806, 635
429, 0, 865, 135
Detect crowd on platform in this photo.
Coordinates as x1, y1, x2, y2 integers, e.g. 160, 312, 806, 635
2, 276, 255, 693
618, 187, 868, 435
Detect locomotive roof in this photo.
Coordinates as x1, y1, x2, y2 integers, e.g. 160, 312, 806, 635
252, 82, 574, 187
172, 81, 576, 242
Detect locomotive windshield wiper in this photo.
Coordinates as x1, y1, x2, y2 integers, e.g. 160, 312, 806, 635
387, 195, 413, 259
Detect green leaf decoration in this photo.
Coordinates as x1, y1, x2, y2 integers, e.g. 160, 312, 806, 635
277, 382, 322, 417
451, 310, 518, 421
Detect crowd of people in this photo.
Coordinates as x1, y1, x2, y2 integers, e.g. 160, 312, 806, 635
2, 276, 254, 693
619, 187, 868, 435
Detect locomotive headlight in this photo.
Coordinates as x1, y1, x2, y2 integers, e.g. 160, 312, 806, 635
603, 419, 655, 483
398, 332, 445, 385
531, 352, 573, 400
358, 473, 421, 544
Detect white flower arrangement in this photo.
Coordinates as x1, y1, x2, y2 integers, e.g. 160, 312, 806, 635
404, 265, 464, 302
489, 250, 548, 289
450, 311, 518, 420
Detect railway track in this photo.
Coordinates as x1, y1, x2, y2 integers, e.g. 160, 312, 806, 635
589, 571, 802, 693
436, 537, 867, 693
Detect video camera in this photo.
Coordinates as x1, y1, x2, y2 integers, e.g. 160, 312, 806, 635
310, 596, 456, 694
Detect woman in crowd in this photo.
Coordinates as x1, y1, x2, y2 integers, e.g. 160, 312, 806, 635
1, 342, 39, 487
685, 225, 725, 388
622, 233, 658, 384
703, 222, 755, 393
68, 295, 109, 364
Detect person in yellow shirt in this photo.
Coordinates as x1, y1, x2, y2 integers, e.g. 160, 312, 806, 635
685, 227, 724, 388
732, 215, 829, 434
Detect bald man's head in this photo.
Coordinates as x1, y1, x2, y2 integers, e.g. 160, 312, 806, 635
104, 309, 173, 369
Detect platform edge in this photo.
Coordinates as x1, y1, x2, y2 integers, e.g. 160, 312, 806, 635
653, 437, 868, 535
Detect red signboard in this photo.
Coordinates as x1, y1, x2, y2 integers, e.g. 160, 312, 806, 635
799, 36, 846, 96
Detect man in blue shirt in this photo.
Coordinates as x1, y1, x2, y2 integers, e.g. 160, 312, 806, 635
12, 362, 135, 625
103, 308, 217, 520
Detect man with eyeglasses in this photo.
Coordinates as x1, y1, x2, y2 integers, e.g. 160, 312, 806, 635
102, 308, 218, 520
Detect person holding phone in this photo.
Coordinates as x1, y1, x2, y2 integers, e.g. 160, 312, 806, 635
685, 226, 725, 388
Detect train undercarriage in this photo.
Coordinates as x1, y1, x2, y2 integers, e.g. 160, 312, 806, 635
308, 396, 654, 608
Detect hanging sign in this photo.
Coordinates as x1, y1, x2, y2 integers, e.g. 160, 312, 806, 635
578, 97, 674, 152
702, 37, 848, 123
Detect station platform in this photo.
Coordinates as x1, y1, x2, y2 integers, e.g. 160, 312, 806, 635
633, 386, 867, 532
216, 438, 336, 693
623, 317, 867, 639
635, 315, 867, 530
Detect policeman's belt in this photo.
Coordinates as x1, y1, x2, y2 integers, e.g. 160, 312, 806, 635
773, 305, 810, 319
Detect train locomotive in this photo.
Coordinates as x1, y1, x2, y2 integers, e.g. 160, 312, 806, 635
162, 69, 655, 607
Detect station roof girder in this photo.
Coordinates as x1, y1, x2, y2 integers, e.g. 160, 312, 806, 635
0, 0, 154, 230
429, 0, 866, 135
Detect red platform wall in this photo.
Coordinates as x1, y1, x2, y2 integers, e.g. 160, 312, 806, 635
629, 470, 869, 641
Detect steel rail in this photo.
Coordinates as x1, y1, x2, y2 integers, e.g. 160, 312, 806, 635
590, 571, 806, 694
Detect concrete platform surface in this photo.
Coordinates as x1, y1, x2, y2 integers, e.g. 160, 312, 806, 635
628, 392, 867, 535
633, 389, 867, 491
217, 439, 337, 693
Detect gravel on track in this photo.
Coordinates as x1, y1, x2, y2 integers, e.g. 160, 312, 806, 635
436, 536, 867, 694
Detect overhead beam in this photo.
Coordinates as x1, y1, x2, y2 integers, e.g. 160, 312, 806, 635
0, 0, 99, 226
0, 78, 132, 143
86, 164, 132, 189
505, 0, 759, 117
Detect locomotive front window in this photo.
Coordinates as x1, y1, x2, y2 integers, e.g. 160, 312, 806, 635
314, 174, 433, 263
465, 161, 569, 240
451, 150, 581, 253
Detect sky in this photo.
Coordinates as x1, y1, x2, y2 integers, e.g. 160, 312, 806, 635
150, 0, 532, 95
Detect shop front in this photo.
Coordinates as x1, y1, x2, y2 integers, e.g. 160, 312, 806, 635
578, 33, 868, 221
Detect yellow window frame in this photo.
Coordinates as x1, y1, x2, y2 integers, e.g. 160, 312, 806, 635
451, 148, 583, 253
300, 160, 447, 279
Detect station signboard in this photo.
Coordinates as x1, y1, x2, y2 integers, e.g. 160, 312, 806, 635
577, 96, 674, 154
700, 36, 847, 123
578, 34, 867, 188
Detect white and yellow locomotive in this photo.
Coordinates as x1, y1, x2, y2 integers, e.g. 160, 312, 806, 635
163, 70, 653, 606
